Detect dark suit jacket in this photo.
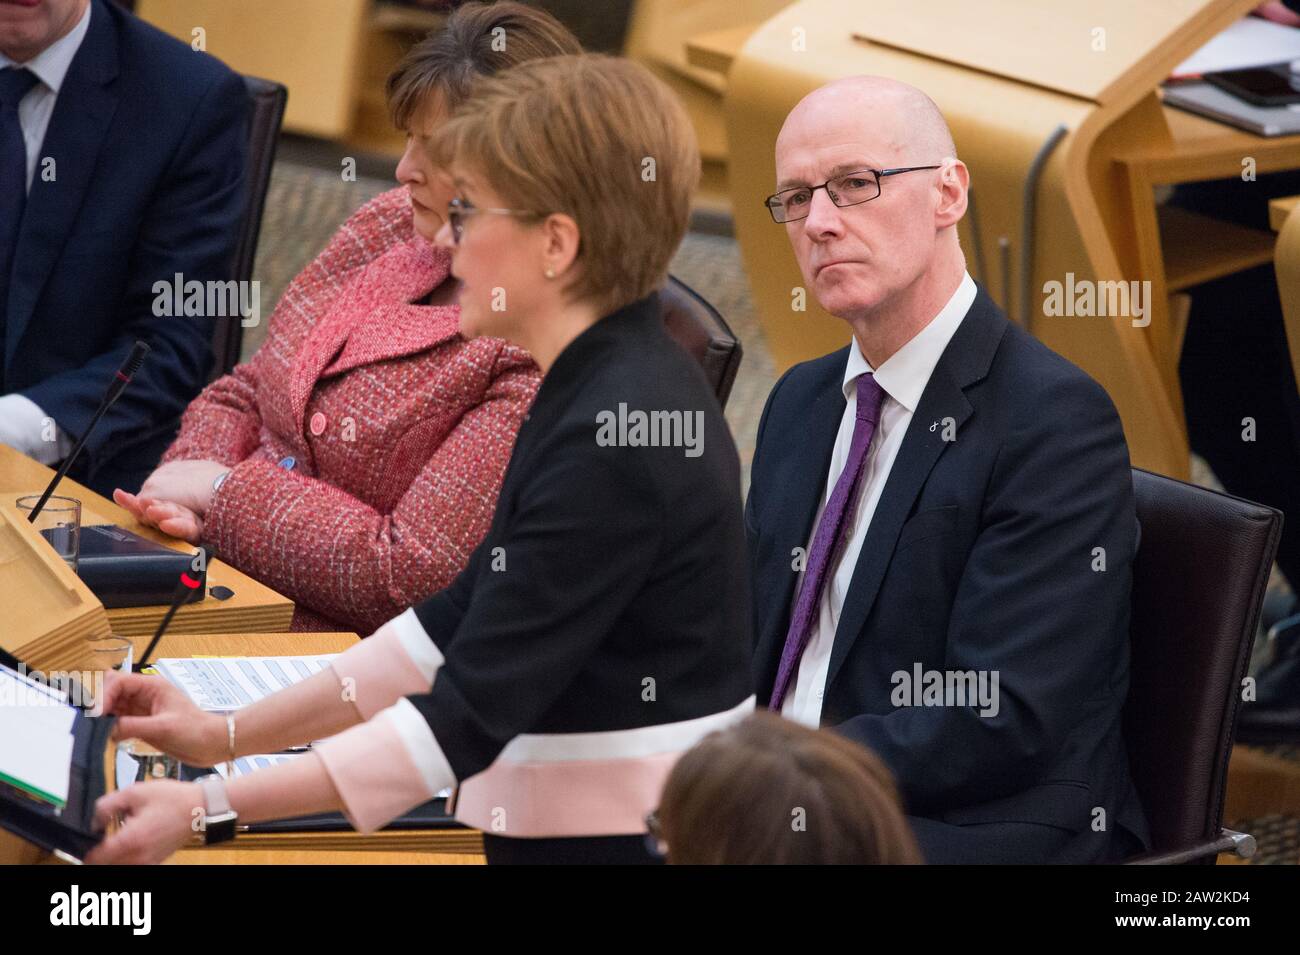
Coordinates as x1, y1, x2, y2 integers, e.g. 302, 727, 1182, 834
6, 0, 249, 494
746, 285, 1150, 863
408, 292, 753, 790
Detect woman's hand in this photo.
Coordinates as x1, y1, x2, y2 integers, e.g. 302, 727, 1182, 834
114, 460, 228, 542
114, 492, 205, 543
87, 780, 206, 865
115, 460, 230, 520
99, 670, 228, 767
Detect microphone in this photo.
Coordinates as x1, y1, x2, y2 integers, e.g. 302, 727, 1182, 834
135, 546, 208, 672
25, 340, 150, 523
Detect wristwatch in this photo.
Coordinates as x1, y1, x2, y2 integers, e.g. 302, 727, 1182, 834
212, 469, 231, 494
196, 774, 238, 845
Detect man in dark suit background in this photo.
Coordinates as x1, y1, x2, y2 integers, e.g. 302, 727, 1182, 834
0, 0, 248, 494
746, 75, 1150, 863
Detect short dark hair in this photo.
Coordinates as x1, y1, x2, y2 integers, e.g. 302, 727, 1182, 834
386, 1, 582, 129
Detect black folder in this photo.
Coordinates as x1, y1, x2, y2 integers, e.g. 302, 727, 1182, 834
0, 647, 114, 860
173, 763, 462, 833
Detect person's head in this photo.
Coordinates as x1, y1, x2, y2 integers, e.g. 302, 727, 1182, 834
389, 1, 581, 241
772, 76, 968, 329
428, 53, 699, 352
0, 0, 88, 64
655, 711, 923, 864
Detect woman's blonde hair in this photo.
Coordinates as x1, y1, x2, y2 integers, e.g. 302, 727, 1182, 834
429, 54, 701, 316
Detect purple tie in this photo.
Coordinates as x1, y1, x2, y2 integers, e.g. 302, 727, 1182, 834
769, 372, 886, 711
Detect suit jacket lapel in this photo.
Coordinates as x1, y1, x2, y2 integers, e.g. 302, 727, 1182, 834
321, 240, 458, 377
823, 288, 1007, 693
287, 239, 454, 434
822, 364, 972, 691
753, 354, 847, 696
6, 1, 119, 371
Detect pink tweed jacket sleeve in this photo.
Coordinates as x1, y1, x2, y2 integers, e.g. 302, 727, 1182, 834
160, 189, 540, 633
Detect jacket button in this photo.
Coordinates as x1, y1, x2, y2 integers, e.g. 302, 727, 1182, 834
309, 412, 327, 436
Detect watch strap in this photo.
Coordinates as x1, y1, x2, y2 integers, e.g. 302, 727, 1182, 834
197, 774, 237, 844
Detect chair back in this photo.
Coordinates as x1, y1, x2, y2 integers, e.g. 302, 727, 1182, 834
1123, 468, 1281, 860
659, 275, 743, 408
211, 75, 288, 380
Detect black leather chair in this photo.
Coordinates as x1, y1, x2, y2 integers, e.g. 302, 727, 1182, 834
209, 75, 288, 381
659, 274, 743, 409
1123, 468, 1282, 864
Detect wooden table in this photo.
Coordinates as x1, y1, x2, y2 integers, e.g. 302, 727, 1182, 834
0, 445, 293, 637
157, 632, 483, 864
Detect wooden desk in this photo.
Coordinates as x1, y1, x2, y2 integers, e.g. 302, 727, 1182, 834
144, 632, 483, 865
625, 1, 790, 212
1270, 195, 1299, 233
128, 629, 355, 665
684, 25, 757, 75
0, 445, 293, 637
136, 0, 370, 140
136, 0, 450, 157
1272, 194, 1300, 387
1110, 101, 1289, 410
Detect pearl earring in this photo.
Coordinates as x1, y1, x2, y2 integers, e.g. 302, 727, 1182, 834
544, 267, 556, 279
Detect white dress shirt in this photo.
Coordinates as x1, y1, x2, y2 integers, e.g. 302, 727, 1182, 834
782, 271, 978, 727
0, 3, 91, 464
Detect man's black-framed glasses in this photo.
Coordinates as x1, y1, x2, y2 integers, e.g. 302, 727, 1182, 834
764, 166, 942, 223
446, 196, 542, 244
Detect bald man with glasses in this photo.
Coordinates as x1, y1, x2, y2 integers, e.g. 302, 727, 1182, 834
746, 76, 1150, 864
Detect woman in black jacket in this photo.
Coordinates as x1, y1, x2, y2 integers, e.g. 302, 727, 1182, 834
90, 54, 754, 866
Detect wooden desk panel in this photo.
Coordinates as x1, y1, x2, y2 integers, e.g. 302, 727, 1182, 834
136, 631, 357, 659
1159, 206, 1276, 292
0, 446, 293, 636
1125, 102, 1300, 184
171, 846, 484, 865
849, 0, 1222, 105
1274, 194, 1300, 391
136, 0, 368, 140
684, 25, 757, 76
1271, 195, 1299, 234
1112, 101, 1297, 423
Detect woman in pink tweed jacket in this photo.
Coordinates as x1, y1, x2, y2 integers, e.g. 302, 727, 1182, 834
111, 3, 580, 633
